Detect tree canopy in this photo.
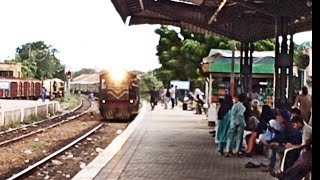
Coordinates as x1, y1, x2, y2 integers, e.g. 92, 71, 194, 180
13, 41, 65, 80
154, 25, 279, 89
139, 71, 163, 100
73, 68, 97, 78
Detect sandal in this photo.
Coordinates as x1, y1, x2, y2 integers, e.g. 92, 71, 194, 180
245, 162, 260, 168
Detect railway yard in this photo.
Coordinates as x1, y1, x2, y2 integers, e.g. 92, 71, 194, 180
0, 95, 130, 179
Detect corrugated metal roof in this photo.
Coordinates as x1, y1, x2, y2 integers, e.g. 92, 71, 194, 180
111, 0, 312, 42
71, 74, 99, 85
208, 49, 275, 58
209, 56, 275, 74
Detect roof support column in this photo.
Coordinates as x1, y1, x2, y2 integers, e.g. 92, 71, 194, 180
239, 42, 253, 97
274, 17, 294, 109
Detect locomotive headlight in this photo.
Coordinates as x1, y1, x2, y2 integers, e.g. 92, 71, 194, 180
110, 68, 126, 81
129, 99, 134, 104
102, 100, 106, 103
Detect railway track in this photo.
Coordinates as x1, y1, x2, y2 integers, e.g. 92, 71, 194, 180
7, 123, 105, 180
0, 97, 131, 179
0, 95, 92, 147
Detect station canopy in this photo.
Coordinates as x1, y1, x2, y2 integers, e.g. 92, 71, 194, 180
207, 49, 275, 74
111, 0, 312, 42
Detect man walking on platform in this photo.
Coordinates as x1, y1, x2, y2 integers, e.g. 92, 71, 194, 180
169, 85, 175, 109
148, 86, 158, 110
174, 85, 179, 106
292, 86, 312, 123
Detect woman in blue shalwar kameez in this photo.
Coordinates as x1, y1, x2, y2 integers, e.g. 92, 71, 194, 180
216, 95, 233, 155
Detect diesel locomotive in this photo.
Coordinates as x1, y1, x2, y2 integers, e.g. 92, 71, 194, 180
99, 69, 140, 121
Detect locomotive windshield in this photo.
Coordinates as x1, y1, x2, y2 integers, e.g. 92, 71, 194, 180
100, 72, 131, 100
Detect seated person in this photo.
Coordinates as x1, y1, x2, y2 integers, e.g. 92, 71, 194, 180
271, 136, 312, 180
258, 119, 281, 145
272, 115, 312, 175
262, 109, 302, 173
290, 107, 301, 119
246, 105, 276, 157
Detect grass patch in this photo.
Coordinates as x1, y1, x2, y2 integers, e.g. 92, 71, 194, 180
60, 95, 81, 110
24, 115, 39, 124
9, 122, 21, 129
30, 142, 47, 150
0, 126, 7, 131
0, 121, 22, 132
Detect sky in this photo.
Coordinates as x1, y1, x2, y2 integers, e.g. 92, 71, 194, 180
0, 0, 312, 72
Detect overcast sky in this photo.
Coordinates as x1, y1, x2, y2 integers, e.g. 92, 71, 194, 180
0, 0, 312, 72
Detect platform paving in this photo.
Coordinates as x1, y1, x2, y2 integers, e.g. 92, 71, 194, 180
80, 103, 277, 180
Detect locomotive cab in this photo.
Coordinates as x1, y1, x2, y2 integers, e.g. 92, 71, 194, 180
99, 69, 140, 121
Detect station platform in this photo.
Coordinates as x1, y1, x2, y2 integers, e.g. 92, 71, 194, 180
0, 99, 59, 127
0, 99, 52, 110
73, 102, 275, 180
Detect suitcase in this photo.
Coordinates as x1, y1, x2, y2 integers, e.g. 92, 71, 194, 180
182, 103, 188, 110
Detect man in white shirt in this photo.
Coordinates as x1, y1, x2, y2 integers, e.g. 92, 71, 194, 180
169, 85, 175, 109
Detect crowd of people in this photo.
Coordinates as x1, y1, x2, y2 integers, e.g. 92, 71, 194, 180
147, 85, 207, 114
213, 86, 312, 180
147, 84, 312, 179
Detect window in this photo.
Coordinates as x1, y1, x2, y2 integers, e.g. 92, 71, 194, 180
0, 71, 13, 77
101, 79, 106, 89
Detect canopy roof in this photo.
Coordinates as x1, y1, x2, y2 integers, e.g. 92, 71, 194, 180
71, 74, 99, 85
111, 0, 312, 42
209, 56, 274, 73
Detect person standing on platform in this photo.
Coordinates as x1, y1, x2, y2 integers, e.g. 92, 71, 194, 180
41, 86, 47, 102
174, 85, 179, 106
163, 88, 171, 109
225, 93, 246, 157
148, 86, 158, 111
293, 86, 312, 123
216, 95, 233, 156
169, 85, 175, 109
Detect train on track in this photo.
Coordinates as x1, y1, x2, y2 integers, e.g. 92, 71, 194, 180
69, 70, 141, 120
98, 69, 140, 121
42, 78, 65, 99
0, 77, 65, 100
0, 77, 42, 99
69, 74, 99, 97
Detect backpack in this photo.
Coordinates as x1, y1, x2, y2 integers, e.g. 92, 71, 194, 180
166, 90, 170, 97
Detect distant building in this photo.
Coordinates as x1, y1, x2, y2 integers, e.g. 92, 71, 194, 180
70, 74, 100, 94
201, 49, 276, 105
0, 62, 22, 78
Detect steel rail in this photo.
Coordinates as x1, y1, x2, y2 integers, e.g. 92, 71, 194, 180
6, 122, 104, 180
0, 97, 93, 147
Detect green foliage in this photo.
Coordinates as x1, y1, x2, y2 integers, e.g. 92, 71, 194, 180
72, 68, 97, 78
154, 25, 280, 90
14, 41, 64, 79
24, 115, 39, 124
60, 95, 81, 110
139, 72, 163, 99
30, 142, 47, 150
254, 39, 275, 51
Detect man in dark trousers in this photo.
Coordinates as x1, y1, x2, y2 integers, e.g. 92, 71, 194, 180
148, 86, 158, 110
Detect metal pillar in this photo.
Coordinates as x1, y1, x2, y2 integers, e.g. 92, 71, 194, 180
249, 42, 254, 96
239, 44, 243, 94
240, 42, 253, 97
274, 17, 294, 109
230, 41, 235, 97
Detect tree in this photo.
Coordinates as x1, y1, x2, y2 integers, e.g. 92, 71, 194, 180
154, 26, 277, 89
154, 26, 206, 88
139, 71, 163, 100
73, 68, 97, 78
15, 41, 64, 79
